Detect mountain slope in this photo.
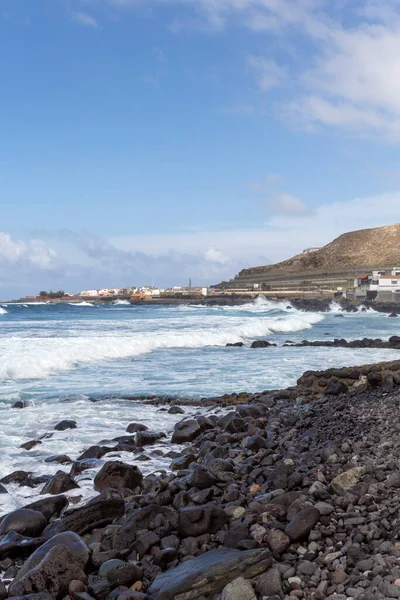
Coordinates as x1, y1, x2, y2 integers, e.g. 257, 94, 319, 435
239, 223, 400, 276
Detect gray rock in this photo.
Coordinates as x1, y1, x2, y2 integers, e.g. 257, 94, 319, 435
285, 507, 320, 541
98, 559, 142, 587
171, 419, 202, 443
255, 568, 283, 597
147, 547, 272, 600
54, 419, 77, 431
0, 509, 47, 538
178, 504, 228, 537
330, 467, 365, 495
94, 461, 143, 492
221, 577, 256, 600
41, 471, 79, 495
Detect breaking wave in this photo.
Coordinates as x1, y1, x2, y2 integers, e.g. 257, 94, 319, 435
0, 312, 323, 381
0, 307, 7, 315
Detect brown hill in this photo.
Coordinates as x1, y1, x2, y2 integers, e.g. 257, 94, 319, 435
239, 223, 400, 277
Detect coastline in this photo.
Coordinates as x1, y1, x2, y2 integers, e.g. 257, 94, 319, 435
2, 357, 400, 599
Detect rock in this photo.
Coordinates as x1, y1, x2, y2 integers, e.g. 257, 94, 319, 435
285, 507, 320, 541
330, 467, 365, 495
221, 577, 257, 600
77, 445, 107, 460
135, 430, 166, 446
98, 559, 142, 587
94, 461, 143, 492
184, 465, 217, 490
250, 340, 276, 348
44, 455, 71, 464
43, 494, 125, 538
8, 544, 87, 598
126, 423, 148, 433
54, 419, 77, 431
326, 379, 348, 395
367, 372, 383, 387
133, 531, 160, 557
178, 504, 228, 537
255, 568, 283, 597
12, 531, 90, 584
147, 547, 272, 600
0, 483, 7, 494
7, 595, 54, 600
266, 529, 291, 555
20, 440, 42, 451
171, 419, 202, 443
0, 531, 44, 560
0, 509, 47, 537
40, 471, 79, 495
168, 406, 185, 415
389, 312, 398, 317
24, 496, 68, 521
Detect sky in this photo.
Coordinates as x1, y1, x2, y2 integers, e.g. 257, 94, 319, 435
2, 0, 400, 297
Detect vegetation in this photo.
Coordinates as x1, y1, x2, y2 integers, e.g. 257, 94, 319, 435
39, 290, 65, 298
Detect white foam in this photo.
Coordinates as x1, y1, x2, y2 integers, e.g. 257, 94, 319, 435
0, 312, 324, 381
69, 302, 94, 307
113, 300, 130, 305
328, 301, 377, 314
0, 307, 7, 315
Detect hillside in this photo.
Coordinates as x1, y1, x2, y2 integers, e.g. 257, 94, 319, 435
238, 223, 400, 277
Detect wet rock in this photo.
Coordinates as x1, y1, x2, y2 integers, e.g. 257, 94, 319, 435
20, 440, 42, 451
133, 531, 160, 557
43, 494, 124, 538
285, 507, 320, 541
135, 431, 166, 446
184, 465, 218, 490
8, 544, 86, 598
7, 595, 54, 600
0, 531, 44, 560
0, 509, 47, 537
24, 495, 68, 521
126, 423, 148, 433
178, 504, 228, 537
1, 471, 30, 485
44, 455, 71, 464
94, 462, 143, 492
168, 406, 185, 415
0, 483, 7, 494
171, 419, 202, 444
41, 471, 80, 495
221, 577, 256, 600
54, 419, 77, 431
147, 547, 272, 600
250, 340, 277, 348
77, 445, 107, 460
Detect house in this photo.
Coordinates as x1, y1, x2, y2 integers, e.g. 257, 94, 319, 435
354, 268, 400, 301
80, 290, 99, 297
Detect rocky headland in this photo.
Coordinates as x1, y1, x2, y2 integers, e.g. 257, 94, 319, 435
3, 359, 400, 599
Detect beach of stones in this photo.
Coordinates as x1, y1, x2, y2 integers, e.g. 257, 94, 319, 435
3, 361, 400, 599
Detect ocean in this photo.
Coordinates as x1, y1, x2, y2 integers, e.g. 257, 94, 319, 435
0, 296, 399, 513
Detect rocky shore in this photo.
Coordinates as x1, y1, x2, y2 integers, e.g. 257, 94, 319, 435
3, 361, 400, 599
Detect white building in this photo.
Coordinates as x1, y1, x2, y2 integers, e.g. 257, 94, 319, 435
80, 290, 99, 297
355, 268, 400, 294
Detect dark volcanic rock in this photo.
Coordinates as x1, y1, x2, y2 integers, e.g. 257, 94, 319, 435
126, 423, 148, 434
94, 461, 143, 492
135, 430, 166, 446
0, 531, 44, 560
0, 509, 47, 538
171, 419, 202, 443
98, 559, 142, 587
8, 544, 86, 598
250, 340, 277, 348
54, 419, 77, 431
40, 471, 79, 495
285, 507, 320, 541
147, 547, 272, 600
326, 379, 348, 395
178, 504, 228, 537
43, 494, 125, 538
24, 496, 68, 521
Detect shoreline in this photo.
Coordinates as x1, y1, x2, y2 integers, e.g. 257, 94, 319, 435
2, 358, 400, 598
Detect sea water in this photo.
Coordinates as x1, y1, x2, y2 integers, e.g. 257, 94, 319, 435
0, 297, 398, 512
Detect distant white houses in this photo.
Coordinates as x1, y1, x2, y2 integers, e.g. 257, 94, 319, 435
354, 268, 400, 298
80, 289, 99, 297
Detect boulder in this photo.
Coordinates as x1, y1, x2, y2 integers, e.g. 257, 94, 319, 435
24, 496, 68, 521
285, 507, 320, 541
135, 431, 166, 447
8, 544, 86, 598
126, 422, 148, 433
98, 559, 142, 587
171, 420, 201, 444
41, 471, 79, 495
255, 568, 283, 597
326, 379, 348, 395
0, 509, 47, 537
250, 340, 276, 348
12, 531, 89, 585
0, 531, 44, 560
178, 504, 228, 537
43, 494, 125, 538
94, 461, 143, 492
330, 467, 365, 495
147, 547, 272, 600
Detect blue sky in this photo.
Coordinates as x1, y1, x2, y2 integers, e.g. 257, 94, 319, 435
2, 0, 400, 297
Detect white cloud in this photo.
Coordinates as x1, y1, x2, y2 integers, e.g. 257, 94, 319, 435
248, 56, 286, 91
71, 11, 99, 28
0, 233, 56, 270
267, 193, 311, 216
204, 247, 231, 264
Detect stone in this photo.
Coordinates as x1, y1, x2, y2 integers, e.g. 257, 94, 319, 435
0, 531, 44, 560
255, 568, 283, 597
0, 509, 47, 537
266, 529, 291, 555
168, 406, 185, 414
43, 494, 125, 538
0, 483, 7, 494
178, 504, 228, 537
285, 507, 320, 541
184, 465, 217, 490
12, 531, 90, 585
8, 544, 87, 598
133, 531, 160, 557
221, 577, 257, 600
24, 496, 68, 521
126, 423, 148, 433
147, 547, 272, 600
135, 431, 166, 446
171, 419, 202, 443
54, 419, 77, 430
326, 379, 348, 395
98, 559, 142, 587
41, 471, 79, 495
94, 461, 143, 492
330, 467, 365, 495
